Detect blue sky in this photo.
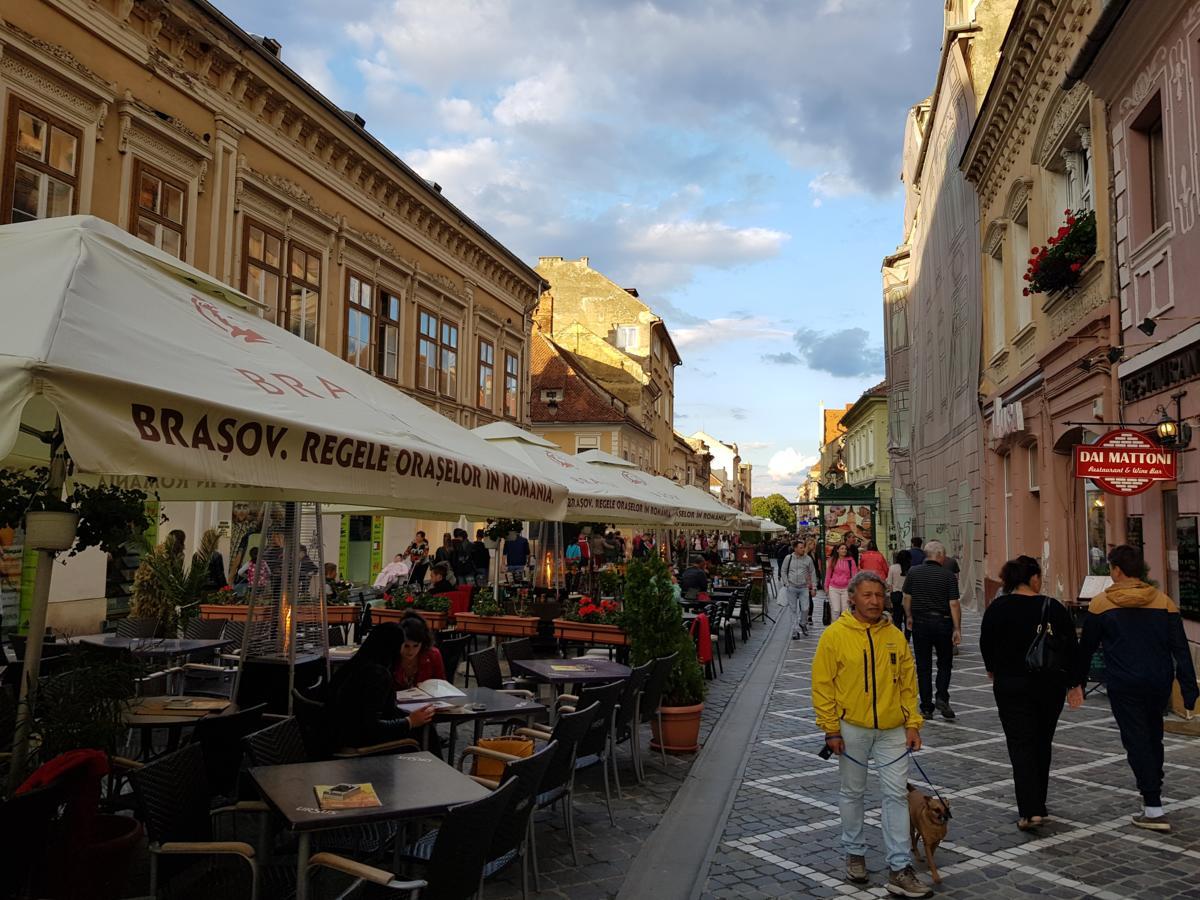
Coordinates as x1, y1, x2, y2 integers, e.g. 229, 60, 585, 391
230, 0, 944, 496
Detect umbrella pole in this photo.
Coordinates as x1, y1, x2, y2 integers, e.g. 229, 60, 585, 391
7, 443, 67, 795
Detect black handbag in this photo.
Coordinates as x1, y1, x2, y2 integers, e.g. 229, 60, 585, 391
822, 596, 832, 626
1025, 595, 1066, 674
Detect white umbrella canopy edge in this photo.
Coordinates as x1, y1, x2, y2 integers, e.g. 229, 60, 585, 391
471, 422, 674, 525
0, 216, 567, 521
574, 449, 737, 528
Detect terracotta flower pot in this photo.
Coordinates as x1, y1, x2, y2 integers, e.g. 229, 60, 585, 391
199, 603, 249, 621
454, 612, 539, 637
650, 702, 704, 754
375, 606, 450, 631
325, 606, 359, 625
553, 619, 628, 646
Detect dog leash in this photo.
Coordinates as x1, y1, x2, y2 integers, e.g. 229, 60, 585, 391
834, 748, 950, 808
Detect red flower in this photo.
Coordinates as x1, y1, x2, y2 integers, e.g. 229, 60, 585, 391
1023, 272, 1032, 281
1030, 247, 1040, 256
1067, 217, 1076, 226
1058, 226, 1070, 238
384, 593, 393, 603
1023, 288, 1031, 296
1048, 237, 1058, 246
1064, 209, 1072, 216
404, 595, 415, 605
1070, 262, 1082, 272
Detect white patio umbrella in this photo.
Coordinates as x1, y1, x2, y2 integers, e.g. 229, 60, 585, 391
574, 449, 738, 528
473, 422, 674, 524
0, 216, 567, 779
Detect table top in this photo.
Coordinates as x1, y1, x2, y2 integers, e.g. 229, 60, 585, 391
397, 686, 544, 723
250, 751, 490, 832
123, 695, 236, 727
510, 657, 631, 685
74, 634, 231, 655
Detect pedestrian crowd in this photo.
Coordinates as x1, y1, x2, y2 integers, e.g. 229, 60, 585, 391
755, 532, 1200, 898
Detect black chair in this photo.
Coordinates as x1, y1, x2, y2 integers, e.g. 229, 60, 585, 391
184, 619, 226, 640
499, 638, 541, 691
132, 743, 412, 899
116, 616, 160, 638
468, 646, 534, 697
289, 688, 419, 760
190, 702, 266, 803
612, 660, 653, 787
549, 680, 624, 826
513, 702, 599, 879
637, 652, 678, 776
433, 741, 557, 900
242, 717, 308, 767
438, 634, 471, 686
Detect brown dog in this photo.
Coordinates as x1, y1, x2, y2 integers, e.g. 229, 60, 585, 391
908, 783, 951, 884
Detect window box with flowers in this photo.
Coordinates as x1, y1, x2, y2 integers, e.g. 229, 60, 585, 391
554, 596, 628, 646
1023, 209, 1097, 298
375, 592, 451, 631
455, 588, 538, 637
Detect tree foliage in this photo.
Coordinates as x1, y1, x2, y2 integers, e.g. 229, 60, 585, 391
623, 553, 706, 706
751, 493, 796, 531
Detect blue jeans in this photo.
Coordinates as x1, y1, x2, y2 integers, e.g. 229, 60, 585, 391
782, 585, 811, 625
838, 721, 911, 871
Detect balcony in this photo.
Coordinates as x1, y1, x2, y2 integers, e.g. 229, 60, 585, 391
1042, 258, 1109, 340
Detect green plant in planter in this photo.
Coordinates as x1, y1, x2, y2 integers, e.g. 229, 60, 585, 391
131, 528, 220, 635
415, 593, 450, 613
597, 568, 622, 598
0, 467, 154, 557
484, 518, 525, 542
472, 587, 504, 617
624, 554, 705, 707
1024, 209, 1097, 296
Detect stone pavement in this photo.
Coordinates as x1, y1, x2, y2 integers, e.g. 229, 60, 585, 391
485, 602, 784, 899
702, 603, 1200, 899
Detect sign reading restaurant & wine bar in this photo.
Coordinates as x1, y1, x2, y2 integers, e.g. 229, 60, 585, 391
1073, 428, 1176, 496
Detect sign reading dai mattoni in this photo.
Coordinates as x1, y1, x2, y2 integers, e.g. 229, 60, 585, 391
1073, 428, 1176, 496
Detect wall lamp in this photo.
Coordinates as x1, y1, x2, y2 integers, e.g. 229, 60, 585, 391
1155, 390, 1192, 448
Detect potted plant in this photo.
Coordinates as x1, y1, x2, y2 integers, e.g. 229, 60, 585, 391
554, 595, 627, 646
1023, 209, 1097, 297
484, 518, 524, 546
624, 553, 706, 753
0, 467, 153, 556
455, 587, 538, 637
130, 528, 220, 635
198, 584, 249, 622
597, 568, 622, 600
376, 591, 452, 631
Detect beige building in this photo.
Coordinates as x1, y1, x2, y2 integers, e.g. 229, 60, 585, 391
817, 404, 853, 489
534, 257, 682, 475
688, 431, 752, 513
0, 0, 541, 628
839, 383, 893, 551
962, 0, 1121, 601
670, 431, 711, 489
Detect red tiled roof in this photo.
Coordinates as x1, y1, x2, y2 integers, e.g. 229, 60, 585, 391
529, 331, 628, 424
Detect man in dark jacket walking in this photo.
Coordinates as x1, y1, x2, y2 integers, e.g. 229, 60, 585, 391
1077, 544, 1198, 832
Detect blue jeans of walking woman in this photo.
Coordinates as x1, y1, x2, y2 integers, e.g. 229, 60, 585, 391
838, 721, 911, 871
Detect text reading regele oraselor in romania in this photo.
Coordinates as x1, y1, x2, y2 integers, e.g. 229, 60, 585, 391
129, 403, 555, 502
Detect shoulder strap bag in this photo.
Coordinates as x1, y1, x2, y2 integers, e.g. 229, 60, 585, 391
1024, 595, 1067, 675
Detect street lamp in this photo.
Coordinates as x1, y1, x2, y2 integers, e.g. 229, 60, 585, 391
1155, 390, 1192, 448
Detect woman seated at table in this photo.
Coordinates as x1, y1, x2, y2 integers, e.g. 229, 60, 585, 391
427, 562, 455, 594
329, 622, 435, 748
393, 613, 447, 690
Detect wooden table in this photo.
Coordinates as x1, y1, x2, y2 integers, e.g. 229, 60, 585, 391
74, 634, 232, 656
250, 752, 489, 900
509, 657, 631, 688
123, 695, 235, 758
398, 686, 544, 761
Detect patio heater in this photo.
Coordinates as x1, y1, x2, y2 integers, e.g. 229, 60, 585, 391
530, 520, 565, 594
232, 501, 330, 715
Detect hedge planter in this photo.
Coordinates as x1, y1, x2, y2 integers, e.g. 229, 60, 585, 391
650, 702, 704, 754
199, 603, 250, 622
553, 619, 628, 646
375, 606, 450, 632
454, 612, 539, 637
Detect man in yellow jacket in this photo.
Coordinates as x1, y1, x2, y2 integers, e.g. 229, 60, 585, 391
813, 570, 928, 898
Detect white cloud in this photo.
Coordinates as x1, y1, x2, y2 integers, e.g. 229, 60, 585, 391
743, 441, 774, 450
629, 221, 789, 266
768, 447, 818, 481
439, 98, 487, 133
494, 64, 578, 126
673, 316, 791, 350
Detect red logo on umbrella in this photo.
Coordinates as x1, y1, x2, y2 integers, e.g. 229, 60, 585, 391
192, 297, 270, 344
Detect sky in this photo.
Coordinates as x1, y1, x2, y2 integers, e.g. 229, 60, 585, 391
230, 0, 945, 497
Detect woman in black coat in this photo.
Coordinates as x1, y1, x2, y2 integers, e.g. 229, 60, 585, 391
329, 623, 435, 748
980, 556, 1083, 830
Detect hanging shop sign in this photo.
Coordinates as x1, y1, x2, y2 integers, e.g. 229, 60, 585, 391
1073, 428, 1176, 496
990, 398, 1025, 441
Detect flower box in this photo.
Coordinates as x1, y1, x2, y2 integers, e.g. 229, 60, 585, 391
325, 606, 360, 625
198, 603, 250, 622
553, 619, 628, 646
374, 606, 450, 632
454, 612, 539, 637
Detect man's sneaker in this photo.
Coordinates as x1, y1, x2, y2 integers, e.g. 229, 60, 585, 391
792, 630, 801, 640
800, 623, 809, 636
936, 700, 956, 720
846, 855, 868, 885
1132, 814, 1171, 832
887, 865, 932, 898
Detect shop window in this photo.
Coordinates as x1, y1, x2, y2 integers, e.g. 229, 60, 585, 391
243, 220, 284, 314
1085, 484, 1108, 575
286, 244, 321, 344
504, 351, 519, 418
131, 160, 186, 259
5, 98, 80, 224
478, 340, 495, 410
377, 290, 400, 382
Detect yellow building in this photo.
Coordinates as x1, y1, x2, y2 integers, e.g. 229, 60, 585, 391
534, 257, 682, 475
839, 383, 893, 551
961, 0, 1121, 600
0, 0, 541, 628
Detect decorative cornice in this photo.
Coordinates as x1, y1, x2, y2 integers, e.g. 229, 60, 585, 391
1036, 80, 1090, 168
1005, 179, 1033, 220
2, 20, 113, 93
984, 219, 1009, 256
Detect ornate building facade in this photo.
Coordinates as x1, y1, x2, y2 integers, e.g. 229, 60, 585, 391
962, 0, 1122, 602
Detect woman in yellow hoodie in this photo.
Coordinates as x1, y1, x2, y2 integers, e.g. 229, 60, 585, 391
812, 571, 928, 898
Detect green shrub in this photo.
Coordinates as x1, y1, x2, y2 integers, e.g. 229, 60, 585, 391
624, 554, 705, 706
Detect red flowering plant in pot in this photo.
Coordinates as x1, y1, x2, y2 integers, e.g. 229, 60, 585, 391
1024, 209, 1097, 297
563, 596, 623, 626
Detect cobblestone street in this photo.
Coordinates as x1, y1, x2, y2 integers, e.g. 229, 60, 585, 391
702, 601, 1200, 899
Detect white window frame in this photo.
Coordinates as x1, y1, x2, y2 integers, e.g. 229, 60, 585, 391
1027, 443, 1039, 492
615, 325, 638, 350
576, 433, 600, 453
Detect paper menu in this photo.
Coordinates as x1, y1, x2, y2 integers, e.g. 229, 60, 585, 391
394, 679, 466, 701
314, 783, 382, 810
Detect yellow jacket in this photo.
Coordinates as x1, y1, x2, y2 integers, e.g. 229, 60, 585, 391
812, 611, 923, 733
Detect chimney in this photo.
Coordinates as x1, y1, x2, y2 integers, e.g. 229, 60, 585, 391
258, 36, 282, 58
342, 111, 367, 128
